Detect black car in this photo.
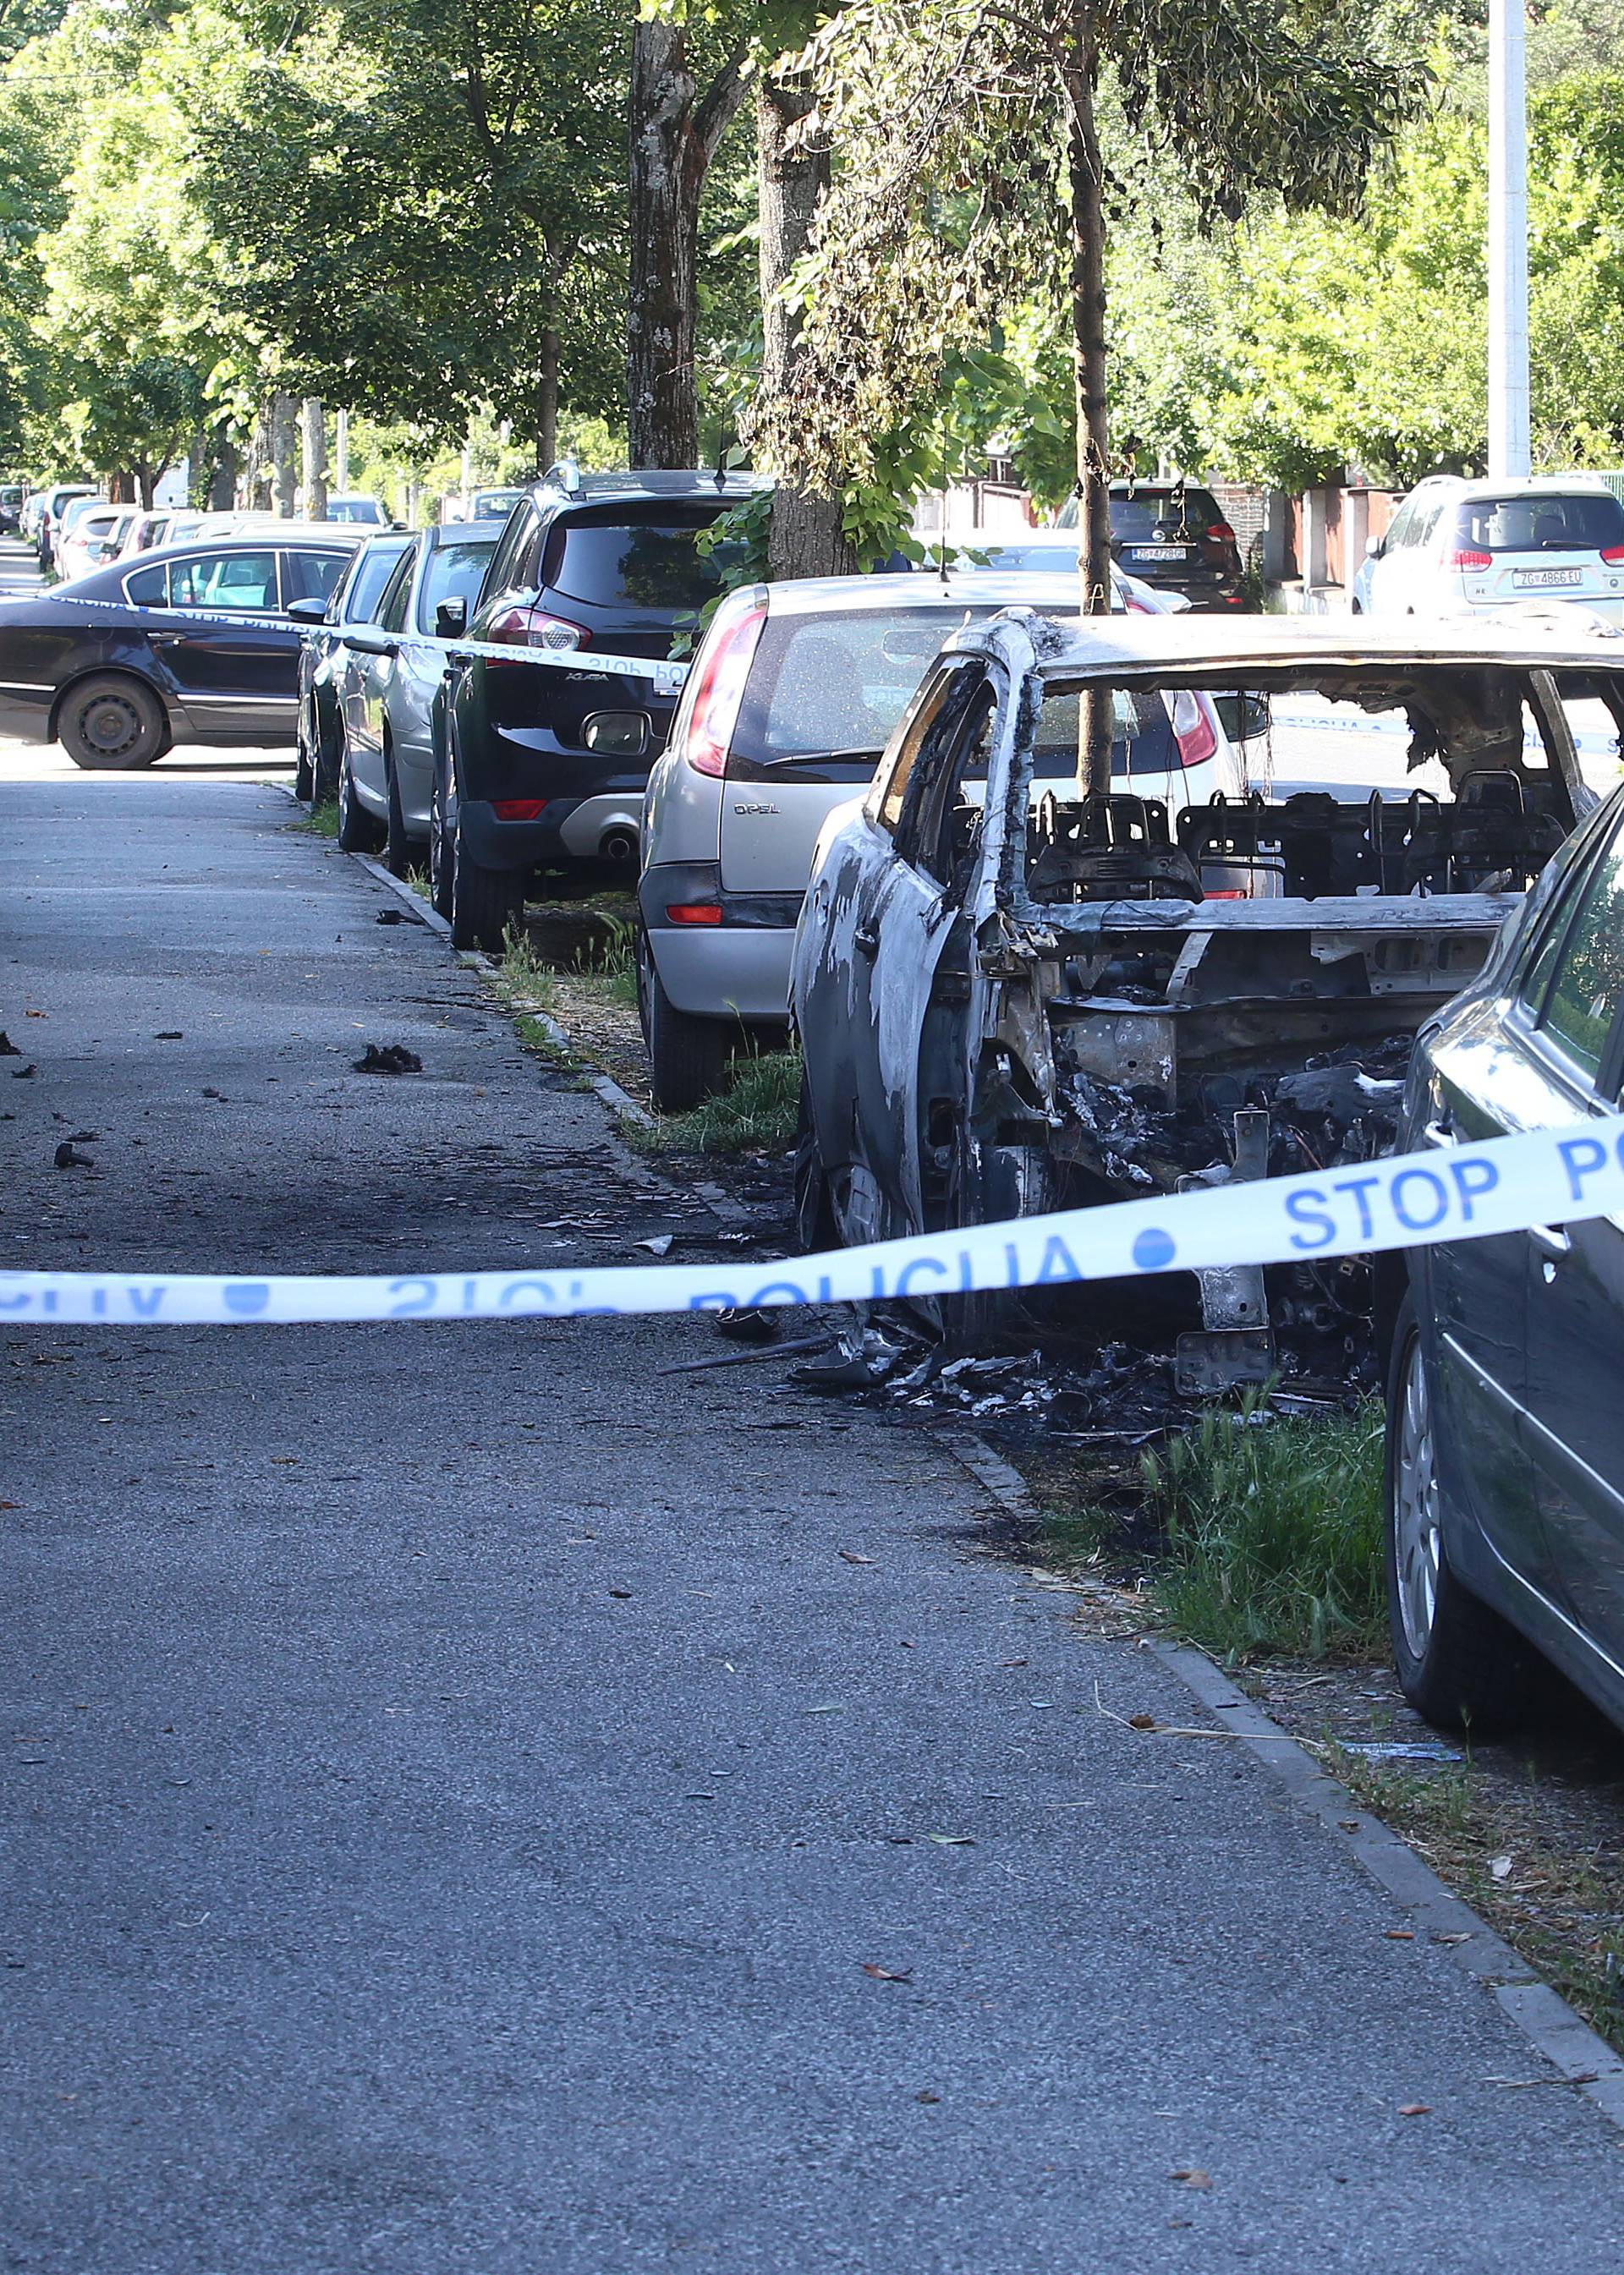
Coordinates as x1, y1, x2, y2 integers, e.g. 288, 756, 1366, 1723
294, 530, 414, 802
432, 469, 762, 949
1385, 776, 1624, 1738
0, 532, 361, 768
1056, 481, 1248, 611
0, 485, 23, 536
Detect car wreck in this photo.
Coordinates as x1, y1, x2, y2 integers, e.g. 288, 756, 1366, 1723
790, 611, 1624, 1388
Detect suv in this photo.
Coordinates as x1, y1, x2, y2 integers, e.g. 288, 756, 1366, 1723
1353, 474, 1624, 627
1056, 480, 1248, 610
432, 469, 765, 949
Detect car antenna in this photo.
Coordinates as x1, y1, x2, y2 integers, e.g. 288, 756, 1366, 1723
713, 444, 729, 491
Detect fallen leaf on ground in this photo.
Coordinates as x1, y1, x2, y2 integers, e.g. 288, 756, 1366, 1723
1127, 1713, 1160, 1730
1490, 1854, 1514, 1881
1397, 2103, 1431, 2118
1169, 2168, 1211, 2189
861, 1963, 913, 1982
838, 1550, 875, 1565
926, 1833, 975, 1846
1384, 1930, 1415, 1941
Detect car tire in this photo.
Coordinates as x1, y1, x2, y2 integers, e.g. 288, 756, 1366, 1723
294, 704, 315, 803
383, 750, 411, 879
1384, 1295, 1543, 1736
637, 926, 731, 1111
311, 697, 343, 807
58, 675, 167, 770
449, 819, 524, 951
336, 745, 386, 854
429, 765, 455, 920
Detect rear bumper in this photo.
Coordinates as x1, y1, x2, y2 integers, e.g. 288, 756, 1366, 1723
0, 682, 55, 742
639, 861, 799, 1022
458, 797, 584, 872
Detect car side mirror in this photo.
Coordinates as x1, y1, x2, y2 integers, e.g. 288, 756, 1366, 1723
435, 596, 467, 639
286, 595, 329, 624
1214, 691, 1270, 742
1365, 534, 1385, 560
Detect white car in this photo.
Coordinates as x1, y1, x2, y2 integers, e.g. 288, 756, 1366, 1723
56, 504, 139, 584
637, 567, 1244, 1108
1353, 474, 1624, 627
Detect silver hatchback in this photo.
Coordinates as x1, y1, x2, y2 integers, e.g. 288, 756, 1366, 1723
636, 568, 1199, 1108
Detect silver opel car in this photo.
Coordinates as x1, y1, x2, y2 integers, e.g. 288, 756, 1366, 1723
637, 568, 1201, 1110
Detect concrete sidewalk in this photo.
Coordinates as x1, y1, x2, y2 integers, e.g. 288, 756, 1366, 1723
3, 774, 1621, 2272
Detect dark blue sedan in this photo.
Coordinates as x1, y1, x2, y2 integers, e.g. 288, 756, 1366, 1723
0, 530, 360, 768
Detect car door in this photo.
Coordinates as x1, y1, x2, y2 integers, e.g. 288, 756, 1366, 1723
1507, 809, 1624, 1656
346, 546, 416, 800
1367, 501, 1413, 613
145, 547, 298, 738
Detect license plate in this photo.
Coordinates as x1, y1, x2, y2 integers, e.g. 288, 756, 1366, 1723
1128, 545, 1187, 562
1514, 567, 1583, 589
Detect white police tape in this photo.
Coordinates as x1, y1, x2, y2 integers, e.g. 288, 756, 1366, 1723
5, 1116, 1624, 1326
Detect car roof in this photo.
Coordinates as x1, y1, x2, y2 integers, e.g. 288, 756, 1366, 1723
749, 569, 1111, 619
422, 519, 499, 551
1408, 473, 1616, 497
534, 469, 767, 507
946, 605, 1624, 681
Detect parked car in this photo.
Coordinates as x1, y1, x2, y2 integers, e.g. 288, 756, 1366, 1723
0, 529, 362, 766
37, 486, 99, 572
1353, 474, 1624, 628
1053, 481, 1248, 611
637, 566, 1226, 1109
458, 486, 529, 523
1383, 776, 1624, 1740
0, 484, 24, 536
293, 530, 415, 803
328, 523, 499, 871
322, 493, 392, 528
55, 504, 137, 584
788, 611, 1610, 1375
431, 469, 761, 949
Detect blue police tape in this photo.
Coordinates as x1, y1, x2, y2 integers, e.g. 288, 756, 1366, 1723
4, 1116, 1624, 1326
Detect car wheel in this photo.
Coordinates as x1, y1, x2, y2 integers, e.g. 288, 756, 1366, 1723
1384, 1295, 1542, 1735
449, 816, 524, 951
383, 750, 411, 879
336, 745, 386, 854
311, 699, 343, 807
637, 926, 731, 1111
429, 765, 455, 920
58, 675, 167, 770
793, 1071, 837, 1253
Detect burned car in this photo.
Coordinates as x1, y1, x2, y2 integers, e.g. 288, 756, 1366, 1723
790, 611, 1621, 1384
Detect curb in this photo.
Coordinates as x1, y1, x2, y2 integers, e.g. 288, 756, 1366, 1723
939, 1428, 1624, 2135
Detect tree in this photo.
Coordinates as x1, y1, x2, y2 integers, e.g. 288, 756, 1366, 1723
757, 0, 1424, 658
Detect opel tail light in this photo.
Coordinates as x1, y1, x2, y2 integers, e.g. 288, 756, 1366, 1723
681, 602, 766, 777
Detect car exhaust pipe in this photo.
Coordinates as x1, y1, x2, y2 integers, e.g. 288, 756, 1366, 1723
600, 826, 639, 867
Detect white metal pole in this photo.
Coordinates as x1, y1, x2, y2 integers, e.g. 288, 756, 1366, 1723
1488, 0, 1530, 478
334, 408, 350, 496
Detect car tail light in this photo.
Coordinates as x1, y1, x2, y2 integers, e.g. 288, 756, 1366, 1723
666, 902, 721, 924
681, 602, 766, 776
1602, 545, 1624, 565
1206, 521, 1237, 544
492, 798, 547, 820
1446, 547, 1493, 570
1167, 689, 1219, 769
486, 605, 589, 652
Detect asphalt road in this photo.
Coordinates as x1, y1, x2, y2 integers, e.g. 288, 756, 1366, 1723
5, 754, 1624, 2268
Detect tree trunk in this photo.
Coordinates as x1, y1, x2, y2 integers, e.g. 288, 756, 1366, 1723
1062, 5, 1113, 796
538, 327, 559, 471
301, 397, 328, 521
334, 408, 349, 495
270, 392, 298, 518
757, 70, 857, 581
109, 471, 135, 505
209, 432, 238, 512
627, 19, 745, 467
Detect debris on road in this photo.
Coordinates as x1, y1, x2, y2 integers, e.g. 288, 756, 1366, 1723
375, 907, 424, 927
52, 1141, 93, 1169
354, 1043, 423, 1075
0, 1031, 19, 1055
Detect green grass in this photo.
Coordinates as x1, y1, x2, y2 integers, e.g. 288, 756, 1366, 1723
496, 925, 557, 1007
647, 1047, 803, 1158
577, 912, 639, 1008
1046, 1392, 1386, 1664
303, 801, 339, 837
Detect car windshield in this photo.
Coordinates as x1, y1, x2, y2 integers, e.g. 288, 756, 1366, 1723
330, 498, 386, 524
547, 512, 742, 613
341, 539, 413, 623
978, 542, 1082, 572
472, 491, 525, 518
418, 536, 497, 632
733, 606, 1000, 764
1453, 492, 1624, 553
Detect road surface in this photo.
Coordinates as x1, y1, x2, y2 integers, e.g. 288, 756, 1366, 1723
4, 761, 1624, 2271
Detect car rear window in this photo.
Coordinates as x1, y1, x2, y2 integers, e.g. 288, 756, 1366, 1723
1454, 491, 1624, 553
283, 549, 351, 605
1110, 488, 1223, 540
339, 538, 413, 624
419, 536, 497, 632
545, 510, 738, 613
732, 606, 996, 765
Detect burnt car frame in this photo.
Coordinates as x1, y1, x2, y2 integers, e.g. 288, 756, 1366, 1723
790, 611, 1619, 1384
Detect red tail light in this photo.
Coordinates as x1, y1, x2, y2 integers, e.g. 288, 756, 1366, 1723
1167, 689, 1219, 769
666, 902, 721, 924
681, 601, 766, 776
486, 605, 589, 652
1206, 521, 1237, 544
1602, 545, 1624, 565
1446, 547, 1493, 570
492, 798, 548, 821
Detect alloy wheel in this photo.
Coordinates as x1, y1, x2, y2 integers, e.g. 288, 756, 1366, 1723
1393, 1334, 1442, 1660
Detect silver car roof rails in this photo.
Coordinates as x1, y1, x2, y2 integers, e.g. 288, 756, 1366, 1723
542, 458, 582, 496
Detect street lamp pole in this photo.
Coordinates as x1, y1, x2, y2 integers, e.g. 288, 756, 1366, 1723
1487, 0, 1531, 478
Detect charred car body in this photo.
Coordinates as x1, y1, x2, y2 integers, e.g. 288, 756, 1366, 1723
791, 611, 1621, 1384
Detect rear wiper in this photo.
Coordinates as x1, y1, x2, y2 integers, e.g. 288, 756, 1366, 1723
766, 744, 884, 766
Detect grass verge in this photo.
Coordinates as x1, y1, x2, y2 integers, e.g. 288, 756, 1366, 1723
642, 1047, 802, 1159
1040, 1391, 1386, 1664
303, 801, 339, 838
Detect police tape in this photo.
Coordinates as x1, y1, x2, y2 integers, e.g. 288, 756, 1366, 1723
4, 1116, 1624, 1326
